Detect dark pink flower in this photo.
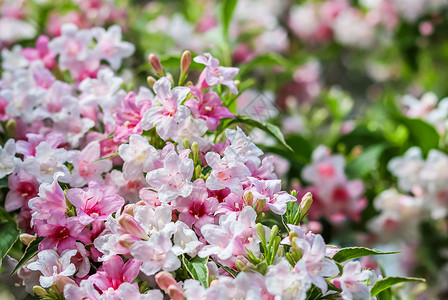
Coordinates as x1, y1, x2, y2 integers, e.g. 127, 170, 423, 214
185, 86, 234, 131
22, 35, 57, 69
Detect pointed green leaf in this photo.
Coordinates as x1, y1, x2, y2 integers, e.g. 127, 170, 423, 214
221, 0, 238, 40
11, 237, 43, 274
182, 256, 209, 288
371, 277, 425, 297
332, 247, 400, 263
0, 221, 20, 265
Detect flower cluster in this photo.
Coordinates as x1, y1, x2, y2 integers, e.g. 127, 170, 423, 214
0, 24, 398, 300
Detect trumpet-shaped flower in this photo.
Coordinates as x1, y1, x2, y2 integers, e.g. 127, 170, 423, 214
141, 77, 190, 140
194, 53, 239, 94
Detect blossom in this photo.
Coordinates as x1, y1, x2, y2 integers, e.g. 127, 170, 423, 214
225, 127, 264, 167
22, 35, 56, 69
332, 261, 374, 300
89, 255, 141, 294
27, 249, 77, 288
93, 25, 135, 69
118, 134, 159, 180
0, 139, 21, 178
70, 141, 113, 187
294, 234, 339, 293
145, 150, 194, 203
5, 171, 39, 212
78, 68, 123, 109
194, 53, 239, 94
185, 86, 234, 131
175, 179, 218, 229
172, 222, 203, 257
140, 77, 191, 140
64, 280, 101, 300
265, 260, 311, 300
114, 92, 152, 142
66, 182, 125, 225
130, 232, 181, 276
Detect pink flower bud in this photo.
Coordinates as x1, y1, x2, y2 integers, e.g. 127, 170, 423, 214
181, 50, 191, 74
118, 233, 142, 248
148, 54, 164, 75
155, 271, 178, 290
118, 214, 148, 240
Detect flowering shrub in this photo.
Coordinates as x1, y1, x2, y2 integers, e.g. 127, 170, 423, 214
4, 0, 448, 299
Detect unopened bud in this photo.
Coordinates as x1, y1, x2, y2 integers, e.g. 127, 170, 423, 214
20, 233, 36, 246
33, 286, 48, 297
288, 230, 298, 244
147, 76, 156, 88
243, 190, 254, 206
235, 260, 246, 271
191, 142, 200, 163
255, 198, 266, 213
155, 271, 178, 290
148, 54, 164, 76
167, 285, 184, 300
180, 50, 191, 74
290, 189, 297, 197
118, 214, 148, 240
299, 192, 313, 219
54, 276, 75, 293
194, 165, 202, 180
182, 138, 191, 150
256, 223, 266, 244
269, 225, 279, 245
118, 234, 141, 248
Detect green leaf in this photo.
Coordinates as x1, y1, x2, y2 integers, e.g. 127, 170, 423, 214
221, 0, 238, 40
182, 256, 209, 288
345, 144, 387, 179
0, 177, 8, 188
238, 53, 290, 77
11, 237, 43, 275
228, 115, 292, 152
213, 260, 238, 278
398, 117, 439, 156
0, 221, 20, 265
332, 247, 400, 263
371, 277, 425, 297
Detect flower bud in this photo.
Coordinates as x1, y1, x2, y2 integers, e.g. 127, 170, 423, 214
33, 286, 48, 297
243, 190, 254, 206
147, 76, 156, 88
235, 260, 246, 271
167, 285, 184, 300
118, 214, 148, 240
255, 198, 266, 213
180, 50, 191, 74
54, 276, 76, 293
20, 233, 36, 245
191, 142, 200, 164
118, 234, 142, 248
182, 138, 191, 150
299, 192, 313, 219
155, 271, 178, 290
148, 54, 164, 76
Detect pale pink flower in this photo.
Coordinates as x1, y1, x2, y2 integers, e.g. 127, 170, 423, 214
332, 261, 373, 300
265, 260, 311, 300
78, 68, 122, 108
64, 280, 101, 300
130, 232, 181, 276
194, 53, 239, 94
16, 132, 64, 159
141, 77, 191, 140
28, 172, 67, 222
0, 139, 21, 178
93, 25, 135, 69
225, 127, 264, 167
27, 249, 77, 288
172, 222, 203, 257
67, 181, 125, 225
5, 170, 39, 212
205, 150, 251, 194
70, 141, 113, 187
118, 134, 159, 180
199, 206, 259, 262
294, 234, 339, 293
247, 177, 297, 215
185, 86, 234, 131
146, 150, 194, 203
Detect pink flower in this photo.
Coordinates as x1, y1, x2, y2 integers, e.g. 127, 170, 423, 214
89, 255, 141, 294
194, 53, 239, 94
28, 172, 67, 222
146, 150, 194, 203
34, 210, 84, 252
70, 141, 113, 187
176, 179, 218, 229
205, 150, 251, 194
155, 271, 184, 300
27, 249, 77, 288
0, 139, 21, 178
118, 134, 159, 180
332, 261, 373, 300
93, 25, 135, 69
247, 177, 297, 215
5, 171, 39, 212
64, 280, 101, 300
114, 92, 152, 142
22, 35, 56, 69
185, 86, 234, 131
265, 261, 311, 300
130, 232, 181, 276
199, 206, 259, 262
141, 77, 191, 140
294, 234, 339, 293
66, 181, 125, 225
